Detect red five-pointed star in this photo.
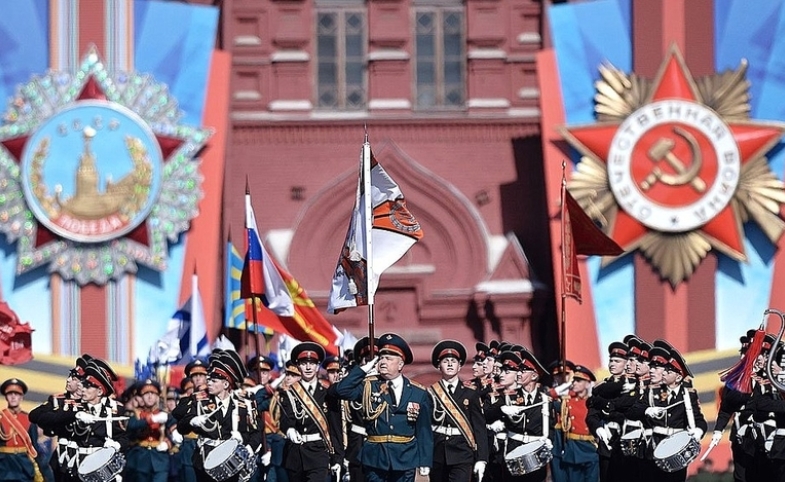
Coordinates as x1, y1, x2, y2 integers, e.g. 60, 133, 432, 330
563, 51, 785, 260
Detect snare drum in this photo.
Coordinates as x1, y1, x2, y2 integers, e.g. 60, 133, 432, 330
504, 440, 553, 476
203, 439, 254, 481
77, 447, 126, 482
620, 429, 643, 457
653, 431, 700, 473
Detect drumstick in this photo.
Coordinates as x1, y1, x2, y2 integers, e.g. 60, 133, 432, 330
700, 442, 717, 461
92, 416, 130, 422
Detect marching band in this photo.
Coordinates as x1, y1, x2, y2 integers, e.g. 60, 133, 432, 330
15, 327, 783, 482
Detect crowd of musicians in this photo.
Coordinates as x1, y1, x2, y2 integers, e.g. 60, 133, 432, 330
2, 329, 781, 482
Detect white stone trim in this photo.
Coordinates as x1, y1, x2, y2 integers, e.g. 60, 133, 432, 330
234, 35, 262, 47
467, 98, 510, 108
475, 279, 534, 295
368, 49, 410, 61
507, 107, 541, 117
271, 51, 310, 63
517, 87, 540, 99
517, 32, 541, 45
268, 100, 313, 111
467, 49, 507, 60
233, 91, 262, 101
368, 99, 412, 110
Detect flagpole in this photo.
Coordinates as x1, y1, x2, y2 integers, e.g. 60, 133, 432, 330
363, 130, 376, 354
560, 161, 568, 375
244, 179, 251, 364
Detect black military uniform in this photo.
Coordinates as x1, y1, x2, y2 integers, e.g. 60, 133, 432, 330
175, 350, 262, 482
627, 342, 706, 482
278, 342, 343, 482
428, 340, 489, 482
172, 359, 209, 482
29, 355, 91, 482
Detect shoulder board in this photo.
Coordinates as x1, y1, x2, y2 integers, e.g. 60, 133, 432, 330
409, 380, 425, 390
319, 379, 330, 388
195, 391, 209, 400
364, 375, 379, 381
462, 381, 476, 390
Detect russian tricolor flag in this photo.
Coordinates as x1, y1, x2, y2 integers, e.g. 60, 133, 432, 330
241, 193, 295, 317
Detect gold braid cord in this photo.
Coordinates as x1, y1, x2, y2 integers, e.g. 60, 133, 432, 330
361, 379, 387, 422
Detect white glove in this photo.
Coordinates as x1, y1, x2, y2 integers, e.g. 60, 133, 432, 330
156, 441, 169, 452
170, 430, 183, 445
231, 431, 243, 442
488, 420, 506, 433
75, 411, 97, 424
361, 356, 379, 374
555, 382, 571, 396
688, 428, 704, 441
190, 415, 208, 428
543, 438, 553, 450
331, 464, 341, 474
260, 451, 272, 467
245, 445, 255, 456
645, 407, 666, 419
151, 412, 169, 424
596, 426, 611, 445
246, 384, 263, 394
501, 405, 526, 417
271, 376, 285, 390
286, 428, 303, 444
711, 430, 722, 446
104, 438, 121, 451
474, 461, 486, 479
419, 467, 430, 476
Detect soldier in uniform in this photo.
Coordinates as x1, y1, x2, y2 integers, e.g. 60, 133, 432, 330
332, 333, 433, 482
278, 342, 343, 482
175, 349, 262, 482
29, 355, 90, 482
585, 341, 632, 482
552, 366, 598, 482
126, 379, 177, 482
428, 340, 489, 482
66, 360, 128, 482
0, 378, 42, 482
627, 342, 707, 482
486, 350, 553, 482
172, 359, 210, 482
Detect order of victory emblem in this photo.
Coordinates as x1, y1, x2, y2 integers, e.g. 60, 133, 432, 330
560, 45, 785, 286
0, 48, 211, 285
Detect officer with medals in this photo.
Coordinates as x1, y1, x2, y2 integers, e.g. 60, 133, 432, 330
551, 366, 598, 482
0, 378, 43, 482
30, 355, 90, 482
627, 341, 706, 482
66, 360, 128, 482
332, 333, 433, 482
172, 359, 210, 482
176, 350, 262, 482
278, 342, 343, 482
585, 341, 632, 482
126, 379, 177, 482
428, 340, 489, 482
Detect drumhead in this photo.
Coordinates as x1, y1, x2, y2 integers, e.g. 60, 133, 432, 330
653, 431, 691, 459
204, 439, 240, 470
621, 429, 642, 440
78, 448, 115, 475
505, 439, 546, 459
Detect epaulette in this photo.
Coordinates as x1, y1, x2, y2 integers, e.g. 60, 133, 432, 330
319, 379, 330, 388
365, 375, 379, 381
409, 380, 425, 390
462, 381, 476, 390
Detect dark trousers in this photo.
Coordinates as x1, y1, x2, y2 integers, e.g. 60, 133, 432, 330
431, 461, 472, 482
349, 461, 364, 482
364, 466, 415, 482
501, 466, 546, 482
286, 466, 328, 482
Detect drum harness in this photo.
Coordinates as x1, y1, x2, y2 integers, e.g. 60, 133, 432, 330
648, 388, 696, 450
501, 392, 550, 455
60, 399, 119, 472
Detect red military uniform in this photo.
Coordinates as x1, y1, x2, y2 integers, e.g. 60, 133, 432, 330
0, 378, 42, 482
553, 366, 599, 482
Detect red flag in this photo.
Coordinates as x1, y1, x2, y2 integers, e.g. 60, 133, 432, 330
0, 302, 33, 365
561, 184, 623, 303
251, 259, 339, 355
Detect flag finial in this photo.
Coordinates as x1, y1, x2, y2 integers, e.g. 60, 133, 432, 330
364, 124, 368, 144
245, 176, 250, 195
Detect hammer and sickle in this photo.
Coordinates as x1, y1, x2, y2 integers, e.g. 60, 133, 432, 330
640, 126, 706, 193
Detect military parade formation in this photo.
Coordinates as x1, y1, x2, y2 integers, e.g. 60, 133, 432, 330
5, 330, 785, 482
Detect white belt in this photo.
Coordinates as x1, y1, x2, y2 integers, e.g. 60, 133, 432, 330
774, 429, 785, 436
507, 432, 545, 444
351, 424, 367, 436
433, 426, 462, 436
77, 447, 102, 455
606, 422, 621, 431
198, 438, 223, 448
301, 433, 322, 443
652, 427, 684, 436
